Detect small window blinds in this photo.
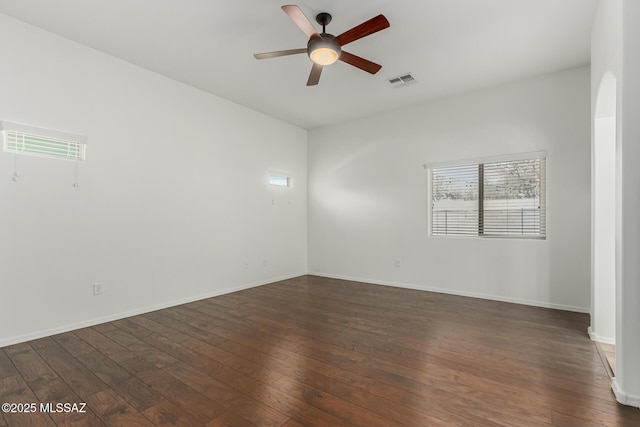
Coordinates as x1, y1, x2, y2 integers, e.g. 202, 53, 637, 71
269, 171, 291, 187
1, 121, 86, 161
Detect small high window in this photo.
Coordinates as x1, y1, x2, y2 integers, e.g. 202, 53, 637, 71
1, 121, 86, 161
269, 172, 291, 187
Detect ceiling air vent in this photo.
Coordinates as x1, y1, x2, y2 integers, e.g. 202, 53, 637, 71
387, 73, 417, 89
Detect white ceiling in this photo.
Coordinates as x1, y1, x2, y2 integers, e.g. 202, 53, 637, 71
0, 0, 597, 129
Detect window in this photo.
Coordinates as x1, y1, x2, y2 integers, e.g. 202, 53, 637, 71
1, 121, 86, 161
429, 153, 546, 238
431, 163, 480, 236
269, 172, 291, 187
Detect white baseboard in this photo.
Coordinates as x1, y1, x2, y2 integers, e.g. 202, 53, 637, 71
588, 326, 616, 345
612, 378, 640, 408
1, 271, 591, 348
308, 271, 590, 313
0, 272, 306, 348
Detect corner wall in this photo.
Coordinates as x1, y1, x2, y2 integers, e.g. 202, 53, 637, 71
308, 67, 591, 312
0, 14, 308, 346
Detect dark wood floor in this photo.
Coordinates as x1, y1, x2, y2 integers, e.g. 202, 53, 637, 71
1, 275, 639, 426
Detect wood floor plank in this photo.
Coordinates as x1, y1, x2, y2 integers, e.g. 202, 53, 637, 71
84, 388, 155, 426
208, 366, 359, 427
203, 290, 439, 369
72, 349, 131, 385
73, 327, 137, 363
100, 328, 178, 369
147, 313, 286, 386
28, 337, 57, 351
91, 323, 119, 334
34, 344, 108, 399
10, 359, 105, 427
271, 374, 402, 427
53, 332, 96, 358
550, 410, 603, 427
280, 419, 306, 427
0, 375, 56, 427
163, 363, 292, 427
155, 310, 355, 389
118, 357, 226, 423
206, 411, 256, 427
4, 343, 59, 385
1, 275, 638, 426
322, 376, 451, 427
0, 349, 18, 381
175, 301, 410, 403
141, 398, 204, 427
29, 378, 106, 426
2, 344, 106, 426
103, 326, 288, 426
115, 319, 225, 375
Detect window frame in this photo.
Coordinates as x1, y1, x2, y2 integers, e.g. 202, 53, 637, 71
1, 121, 87, 162
427, 151, 547, 239
268, 170, 293, 188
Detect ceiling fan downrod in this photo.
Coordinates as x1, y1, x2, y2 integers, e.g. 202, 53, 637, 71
315, 12, 332, 33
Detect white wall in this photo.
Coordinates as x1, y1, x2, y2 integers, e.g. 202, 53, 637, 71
617, 0, 640, 408
0, 14, 308, 347
591, 0, 640, 407
308, 67, 591, 312
592, 112, 616, 343
590, 0, 622, 348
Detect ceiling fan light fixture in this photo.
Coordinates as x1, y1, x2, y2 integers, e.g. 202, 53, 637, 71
308, 35, 341, 65
253, 6, 390, 86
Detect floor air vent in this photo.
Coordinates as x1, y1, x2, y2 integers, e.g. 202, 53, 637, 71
387, 73, 417, 88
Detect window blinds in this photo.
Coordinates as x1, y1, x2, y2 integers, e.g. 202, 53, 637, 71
483, 159, 545, 236
431, 164, 479, 236
269, 174, 290, 187
1, 121, 86, 161
430, 155, 546, 238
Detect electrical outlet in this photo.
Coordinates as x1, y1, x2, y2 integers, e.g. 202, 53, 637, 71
395, 259, 401, 268
93, 282, 103, 295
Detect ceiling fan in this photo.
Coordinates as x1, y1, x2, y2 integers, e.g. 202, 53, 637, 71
254, 5, 390, 86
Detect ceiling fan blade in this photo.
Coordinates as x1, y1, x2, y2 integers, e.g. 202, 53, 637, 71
307, 63, 323, 86
335, 14, 390, 46
282, 5, 321, 39
339, 51, 382, 74
254, 48, 307, 60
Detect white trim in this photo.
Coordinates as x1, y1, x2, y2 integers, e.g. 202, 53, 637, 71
425, 150, 548, 170
0, 120, 87, 145
612, 378, 640, 408
0, 272, 306, 348
308, 271, 590, 313
587, 326, 616, 345
268, 169, 293, 177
